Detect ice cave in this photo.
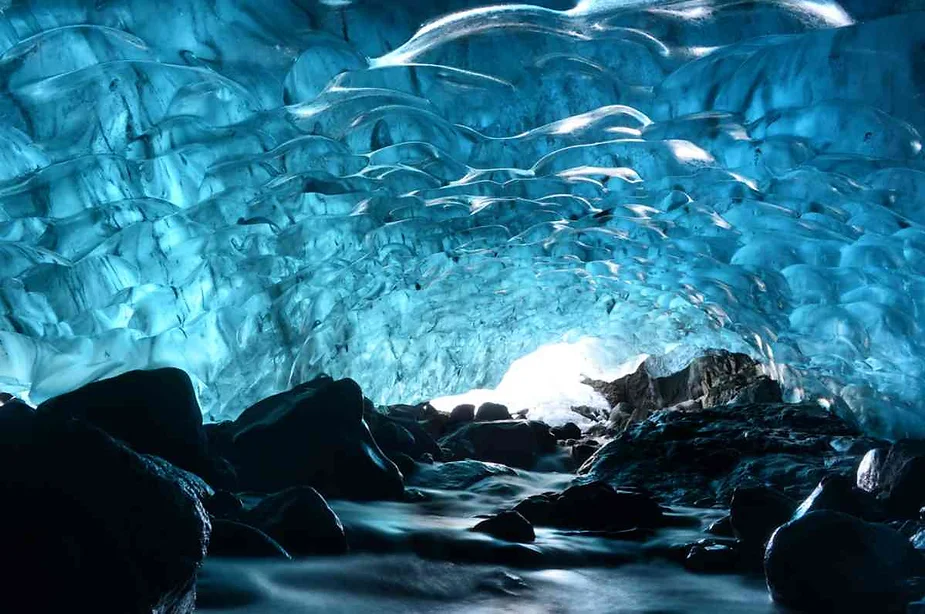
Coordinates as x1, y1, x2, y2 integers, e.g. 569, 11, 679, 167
2, 1, 925, 612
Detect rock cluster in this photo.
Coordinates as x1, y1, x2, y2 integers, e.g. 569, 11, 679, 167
4, 351, 925, 613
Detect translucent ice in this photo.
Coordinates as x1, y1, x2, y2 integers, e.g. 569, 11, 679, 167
0, 0, 923, 436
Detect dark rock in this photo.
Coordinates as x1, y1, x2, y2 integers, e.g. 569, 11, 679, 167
684, 538, 742, 573
407, 460, 518, 490
583, 350, 766, 422
571, 441, 600, 468
729, 376, 782, 405
579, 400, 865, 506
390, 452, 418, 477
528, 420, 558, 454
208, 519, 291, 559
0, 410, 210, 613
366, 406, 443, 462
448, 404, 475, 428
513, 482, 665, 531
245, 487, 347, 556
765, 511, 923, 613
730, 486, 796, 547
794, 474, 886, 522
36, 367, 228, 486
572, 404, 609, 422
472, 511, 535, 543
551, 422, 582, 441
213, 375, 403, 500
476, 402, 511, 421
439, 420, 539, 469
206, 490, 245, 520
706, 514, 735, 537
857, 441, 925, 517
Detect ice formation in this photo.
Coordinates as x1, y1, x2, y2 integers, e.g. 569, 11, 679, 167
0, 0, 923, 435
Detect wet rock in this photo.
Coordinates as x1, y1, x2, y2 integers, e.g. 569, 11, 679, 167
857, 441, 925, 517
245, 487, 347, 556
684, 538, 742, 573
476, 402, 511, 421
472, 511, 535, 543
571, 440, 600, 468
706, 514, 735, 537
439, 420, 541, 469
580, 400, 866, 505
513, 482, 665, 531
765, 511, 923, 613
206, 490, 245, 520
367, 405, 444, 462
36, 367, 228, 486
407, 460, 518, 490
729, 376, 782, 405
211, 375, 404, 501
390, 452, 418, 477
730, 486, 796, 547
551, 422, 581, 441
794, 474, 886, 522
0, 409, 210, 613
528, 421, 558, 454
208, 519, 291, 559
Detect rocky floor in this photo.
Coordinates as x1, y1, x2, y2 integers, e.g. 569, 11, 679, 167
3, 351, 925, 613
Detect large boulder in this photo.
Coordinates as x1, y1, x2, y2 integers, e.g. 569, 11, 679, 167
857, 441, 925, 517
407, 460, 518, 490
582, 350, 772, 423
730, 485, 796, 548
513, 482, 665, 531
475, 402, 512, 422
439, 420, 548, 469
211, 375, 403, 501
794, 474, 886, 522
579, 400, 872, 505
765, 511, 923, 613
36, 368, 227, 486
0, 406, 211, 613
245, 487, 348, 556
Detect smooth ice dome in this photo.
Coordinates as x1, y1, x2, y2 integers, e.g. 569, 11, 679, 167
0, 0, 924, 436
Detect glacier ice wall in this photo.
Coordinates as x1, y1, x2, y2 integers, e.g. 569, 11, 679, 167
0, 0, 924, 436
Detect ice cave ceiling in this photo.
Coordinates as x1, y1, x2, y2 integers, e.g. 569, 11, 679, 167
0, 0, 924, 435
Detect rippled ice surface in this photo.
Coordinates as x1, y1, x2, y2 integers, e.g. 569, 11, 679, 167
1, 0, 924, 436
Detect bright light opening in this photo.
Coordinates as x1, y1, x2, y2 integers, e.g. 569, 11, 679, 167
430, 338, 646, 426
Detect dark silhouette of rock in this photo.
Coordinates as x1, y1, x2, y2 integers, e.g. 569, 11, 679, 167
245, 487, 347, 556
472, 511, 535, 543
211, 375, 404, 501
206, 490, 245, 520
579, 399, 869, 505
513, 482, 665, 531
366, 405, 443, 463
447, 404, 476, 429
794, 474, 886, 522
684, 538, 742, 573
476, 402, 511, 421
0, 409, 211, 614
706, 514, 735, 537
729, 376, 782, 406
765, 511, 923, 613
390, 451, 418, 477
208, 519, 291, 559
552, 422, 581, 441
857, 441, 925, 517
571, 440, 599, 468
730, 486, 796, 547
440, 420, 558, 469
36, 367, 229, 486
529, 420, 558, 454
